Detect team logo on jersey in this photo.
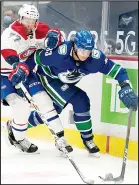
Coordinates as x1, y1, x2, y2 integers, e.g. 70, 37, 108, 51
92, 49, 101, 59
58, 69, 85, 83
19, 47, 36, 60
58, 44, 67, 55
14, 35, 21, 41
9, 33, 21, 41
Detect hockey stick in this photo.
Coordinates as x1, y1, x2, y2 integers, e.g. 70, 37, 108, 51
99, 107, 133, 184
18, 82, 95, 184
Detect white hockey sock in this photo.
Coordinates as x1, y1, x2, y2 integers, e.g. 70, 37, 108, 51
46, 109, 64, 134
11, 120, 28, 141
32, 92, 64, 134
5, 93, 30, 141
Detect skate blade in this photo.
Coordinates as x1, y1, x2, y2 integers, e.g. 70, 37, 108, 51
89, 152, 100, 158
18, 149, 40, 155
55, 147, 71, 158
56, 149, 67, 158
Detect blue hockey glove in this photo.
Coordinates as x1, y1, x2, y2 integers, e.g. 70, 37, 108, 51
8, 63, 30, 86
44, 28, 62, 50
118, 85, 138, 111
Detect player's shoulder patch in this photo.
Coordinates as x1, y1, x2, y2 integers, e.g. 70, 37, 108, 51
92, 48, 101, 59
58, 44, 67, 55
6, 30, 21, 42
9, 33, 21, 41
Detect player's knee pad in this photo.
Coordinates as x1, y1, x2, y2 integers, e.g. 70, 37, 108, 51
5, 93, 30, 124
32, 91, 55, 114
69, 90, 90, 113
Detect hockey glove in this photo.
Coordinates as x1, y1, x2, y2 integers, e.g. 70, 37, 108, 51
8, 63, 30, 86
118, 84, 138, 111
44, 28, 63, 50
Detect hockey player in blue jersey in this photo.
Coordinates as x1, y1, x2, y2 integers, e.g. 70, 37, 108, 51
8, 30, 138, 156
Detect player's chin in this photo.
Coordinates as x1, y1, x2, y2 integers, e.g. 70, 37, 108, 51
79, 58, 87, 62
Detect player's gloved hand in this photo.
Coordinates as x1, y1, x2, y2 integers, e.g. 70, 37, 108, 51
44, 28, 63, 50
8, 63, 30, 86
118, 84, 138, 111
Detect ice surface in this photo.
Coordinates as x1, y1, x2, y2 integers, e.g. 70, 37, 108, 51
1, 133, 138, 184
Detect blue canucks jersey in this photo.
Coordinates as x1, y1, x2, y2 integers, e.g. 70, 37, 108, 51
26, 41, 129, 84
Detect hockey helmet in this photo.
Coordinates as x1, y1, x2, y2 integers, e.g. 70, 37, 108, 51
74, 30, 94, 51
18, 4, 39, 20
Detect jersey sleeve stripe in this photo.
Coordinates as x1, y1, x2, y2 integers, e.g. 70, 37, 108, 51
113, 66, 122, 79
107, 64, 121, 78
106, 64, 115, 76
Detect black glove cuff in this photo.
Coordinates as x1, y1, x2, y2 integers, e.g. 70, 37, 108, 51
119, 81, 130, 88
12, 62, 18, 69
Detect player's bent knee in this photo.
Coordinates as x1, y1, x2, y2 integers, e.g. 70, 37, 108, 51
69, 91, 90, 112
32, 91, 54, 114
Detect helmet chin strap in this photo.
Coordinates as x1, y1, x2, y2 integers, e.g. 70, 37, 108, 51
72, 44, 81, 61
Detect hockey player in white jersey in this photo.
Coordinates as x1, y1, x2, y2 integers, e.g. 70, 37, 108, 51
1, 4, 73, 154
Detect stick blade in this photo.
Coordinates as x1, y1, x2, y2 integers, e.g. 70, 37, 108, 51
99, 174, 124, 184
83, 177, 95, 184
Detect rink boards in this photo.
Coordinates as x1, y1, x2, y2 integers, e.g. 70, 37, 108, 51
1, 114, 138, 161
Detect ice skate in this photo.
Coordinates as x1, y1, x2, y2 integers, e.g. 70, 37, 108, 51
55, 131, 73, 154
83, 140, 100, 158
55, 136, 73, 153
55, 131, 73, 155
5, 120, 39, 154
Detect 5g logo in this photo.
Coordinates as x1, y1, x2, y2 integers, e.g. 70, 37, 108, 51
115, 31, 136, 55
90, 30, 136, 55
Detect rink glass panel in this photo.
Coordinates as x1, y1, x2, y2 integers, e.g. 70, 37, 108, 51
37, 1, 138, 57
2, 1, 138, 57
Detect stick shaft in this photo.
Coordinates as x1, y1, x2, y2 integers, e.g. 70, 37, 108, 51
120, 108, 133, 179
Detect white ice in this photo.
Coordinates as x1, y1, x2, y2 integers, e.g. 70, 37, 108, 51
1, 132, 138, 184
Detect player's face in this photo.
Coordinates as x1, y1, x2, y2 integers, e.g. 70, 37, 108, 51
21, 17, 37, 34
76, 48, 91, 61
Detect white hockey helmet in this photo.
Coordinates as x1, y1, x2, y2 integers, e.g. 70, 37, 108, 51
18, 4, 39, 20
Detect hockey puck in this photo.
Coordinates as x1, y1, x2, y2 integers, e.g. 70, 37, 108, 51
105, 173, 113, 180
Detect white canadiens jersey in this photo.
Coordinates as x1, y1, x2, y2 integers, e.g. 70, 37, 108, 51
1, 21, 50, 76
